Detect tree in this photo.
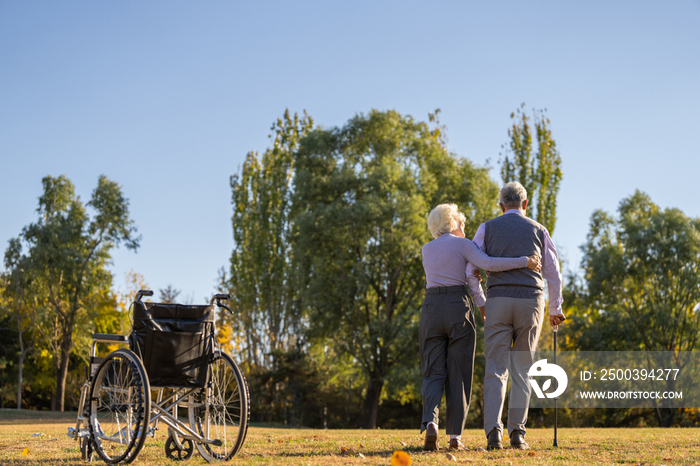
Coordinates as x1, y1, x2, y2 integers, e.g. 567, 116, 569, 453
1, 239, 34, 409
570, 191, 700, 426
10, 175, 139, 411
99, 270, 151, 354
292, 109, 499, 428
500, 103, 563, 234
159, 285, 181, 304
227, 109, 313, 371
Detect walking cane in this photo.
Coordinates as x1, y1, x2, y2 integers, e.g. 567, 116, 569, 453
553, 324, 559, 447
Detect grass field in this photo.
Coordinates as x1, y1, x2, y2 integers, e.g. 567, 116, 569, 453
1, 409, 699, 465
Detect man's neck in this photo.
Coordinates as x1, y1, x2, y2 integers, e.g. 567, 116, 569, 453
504, 208, 525, 216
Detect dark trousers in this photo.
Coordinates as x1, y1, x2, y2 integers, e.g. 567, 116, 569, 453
419, 287, 476, 435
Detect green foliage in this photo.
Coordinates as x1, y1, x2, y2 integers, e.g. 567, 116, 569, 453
291, 109, 498, 428
4, 174, 139, 410
564, 190, 700, 426
226, 110, 316, 425
0, 239, 33, 409
227, 109, 314, 371
573, 190, 700, 353
158, 285, 181, 304
500, 103, 563, 234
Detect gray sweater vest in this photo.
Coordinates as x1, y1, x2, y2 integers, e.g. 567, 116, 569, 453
484, 213, 546, 299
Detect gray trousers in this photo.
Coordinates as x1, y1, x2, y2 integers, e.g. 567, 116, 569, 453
420, 288, 476, 435
483, 296, 545, 437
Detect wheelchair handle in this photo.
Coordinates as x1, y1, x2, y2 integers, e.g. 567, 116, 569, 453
136, 290, 154, 302
210, 294, 233, 314
209, 294, 231, 305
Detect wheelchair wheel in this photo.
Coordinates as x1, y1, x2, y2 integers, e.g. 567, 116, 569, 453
80, 435, 93, 462
165, 435, 194, 461
88, 349, 151, 464
190, 351, 249, 461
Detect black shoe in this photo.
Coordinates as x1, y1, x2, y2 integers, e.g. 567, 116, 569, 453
510, 430, 529, 450
424, 423, 439, 451
486, 428, 502, 450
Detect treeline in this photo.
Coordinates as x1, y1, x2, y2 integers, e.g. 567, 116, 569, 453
2, 107, 699, 429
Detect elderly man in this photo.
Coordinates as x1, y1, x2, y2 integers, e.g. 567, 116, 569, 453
466, 181, 565, 450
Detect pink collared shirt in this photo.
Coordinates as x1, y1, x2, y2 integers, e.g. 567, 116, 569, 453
466, 209, 564, 315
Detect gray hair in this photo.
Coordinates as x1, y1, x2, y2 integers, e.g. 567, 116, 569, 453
427, 203, 466, 239
500, 181, 527, 209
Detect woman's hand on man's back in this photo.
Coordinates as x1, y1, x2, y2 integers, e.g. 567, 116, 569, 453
527, 255, 541, 272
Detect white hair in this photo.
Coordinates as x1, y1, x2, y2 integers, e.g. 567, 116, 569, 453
500, 182, 527, 209
427, 204, 466, 239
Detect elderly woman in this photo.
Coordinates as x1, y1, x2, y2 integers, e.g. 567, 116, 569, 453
420, 203, 540, 451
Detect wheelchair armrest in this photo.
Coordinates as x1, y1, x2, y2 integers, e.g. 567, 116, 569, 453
92, 334, 128, 343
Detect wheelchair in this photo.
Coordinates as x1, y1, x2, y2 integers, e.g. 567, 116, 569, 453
68, 291, 250, 463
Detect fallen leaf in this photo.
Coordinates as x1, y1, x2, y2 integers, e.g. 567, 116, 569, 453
32, 433, 44, 437
445, 452, 457, 462
358, 452, 365, 458
391, 450, 411, 466
21, 448, 29, 457
359, 443, 366, 448
400, 441, 407, 447
340, 446, 349, 456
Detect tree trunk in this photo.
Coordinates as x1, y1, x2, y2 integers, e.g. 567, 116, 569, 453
17, 316, 26, 410
655, 407, 676, 427
362, 375, 384, 429
17, 357, 22, 409
17, 348, 28, 410
52, 333, 72, 411
15, 280, 26, 410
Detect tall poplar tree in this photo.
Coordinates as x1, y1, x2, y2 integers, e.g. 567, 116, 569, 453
500, 104, 563, 234
228, 109, 313, 370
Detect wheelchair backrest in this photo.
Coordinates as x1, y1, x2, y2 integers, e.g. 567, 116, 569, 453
128, 301, 216, 388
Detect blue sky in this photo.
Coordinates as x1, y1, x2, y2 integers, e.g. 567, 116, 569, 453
1, 1, 699, 303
